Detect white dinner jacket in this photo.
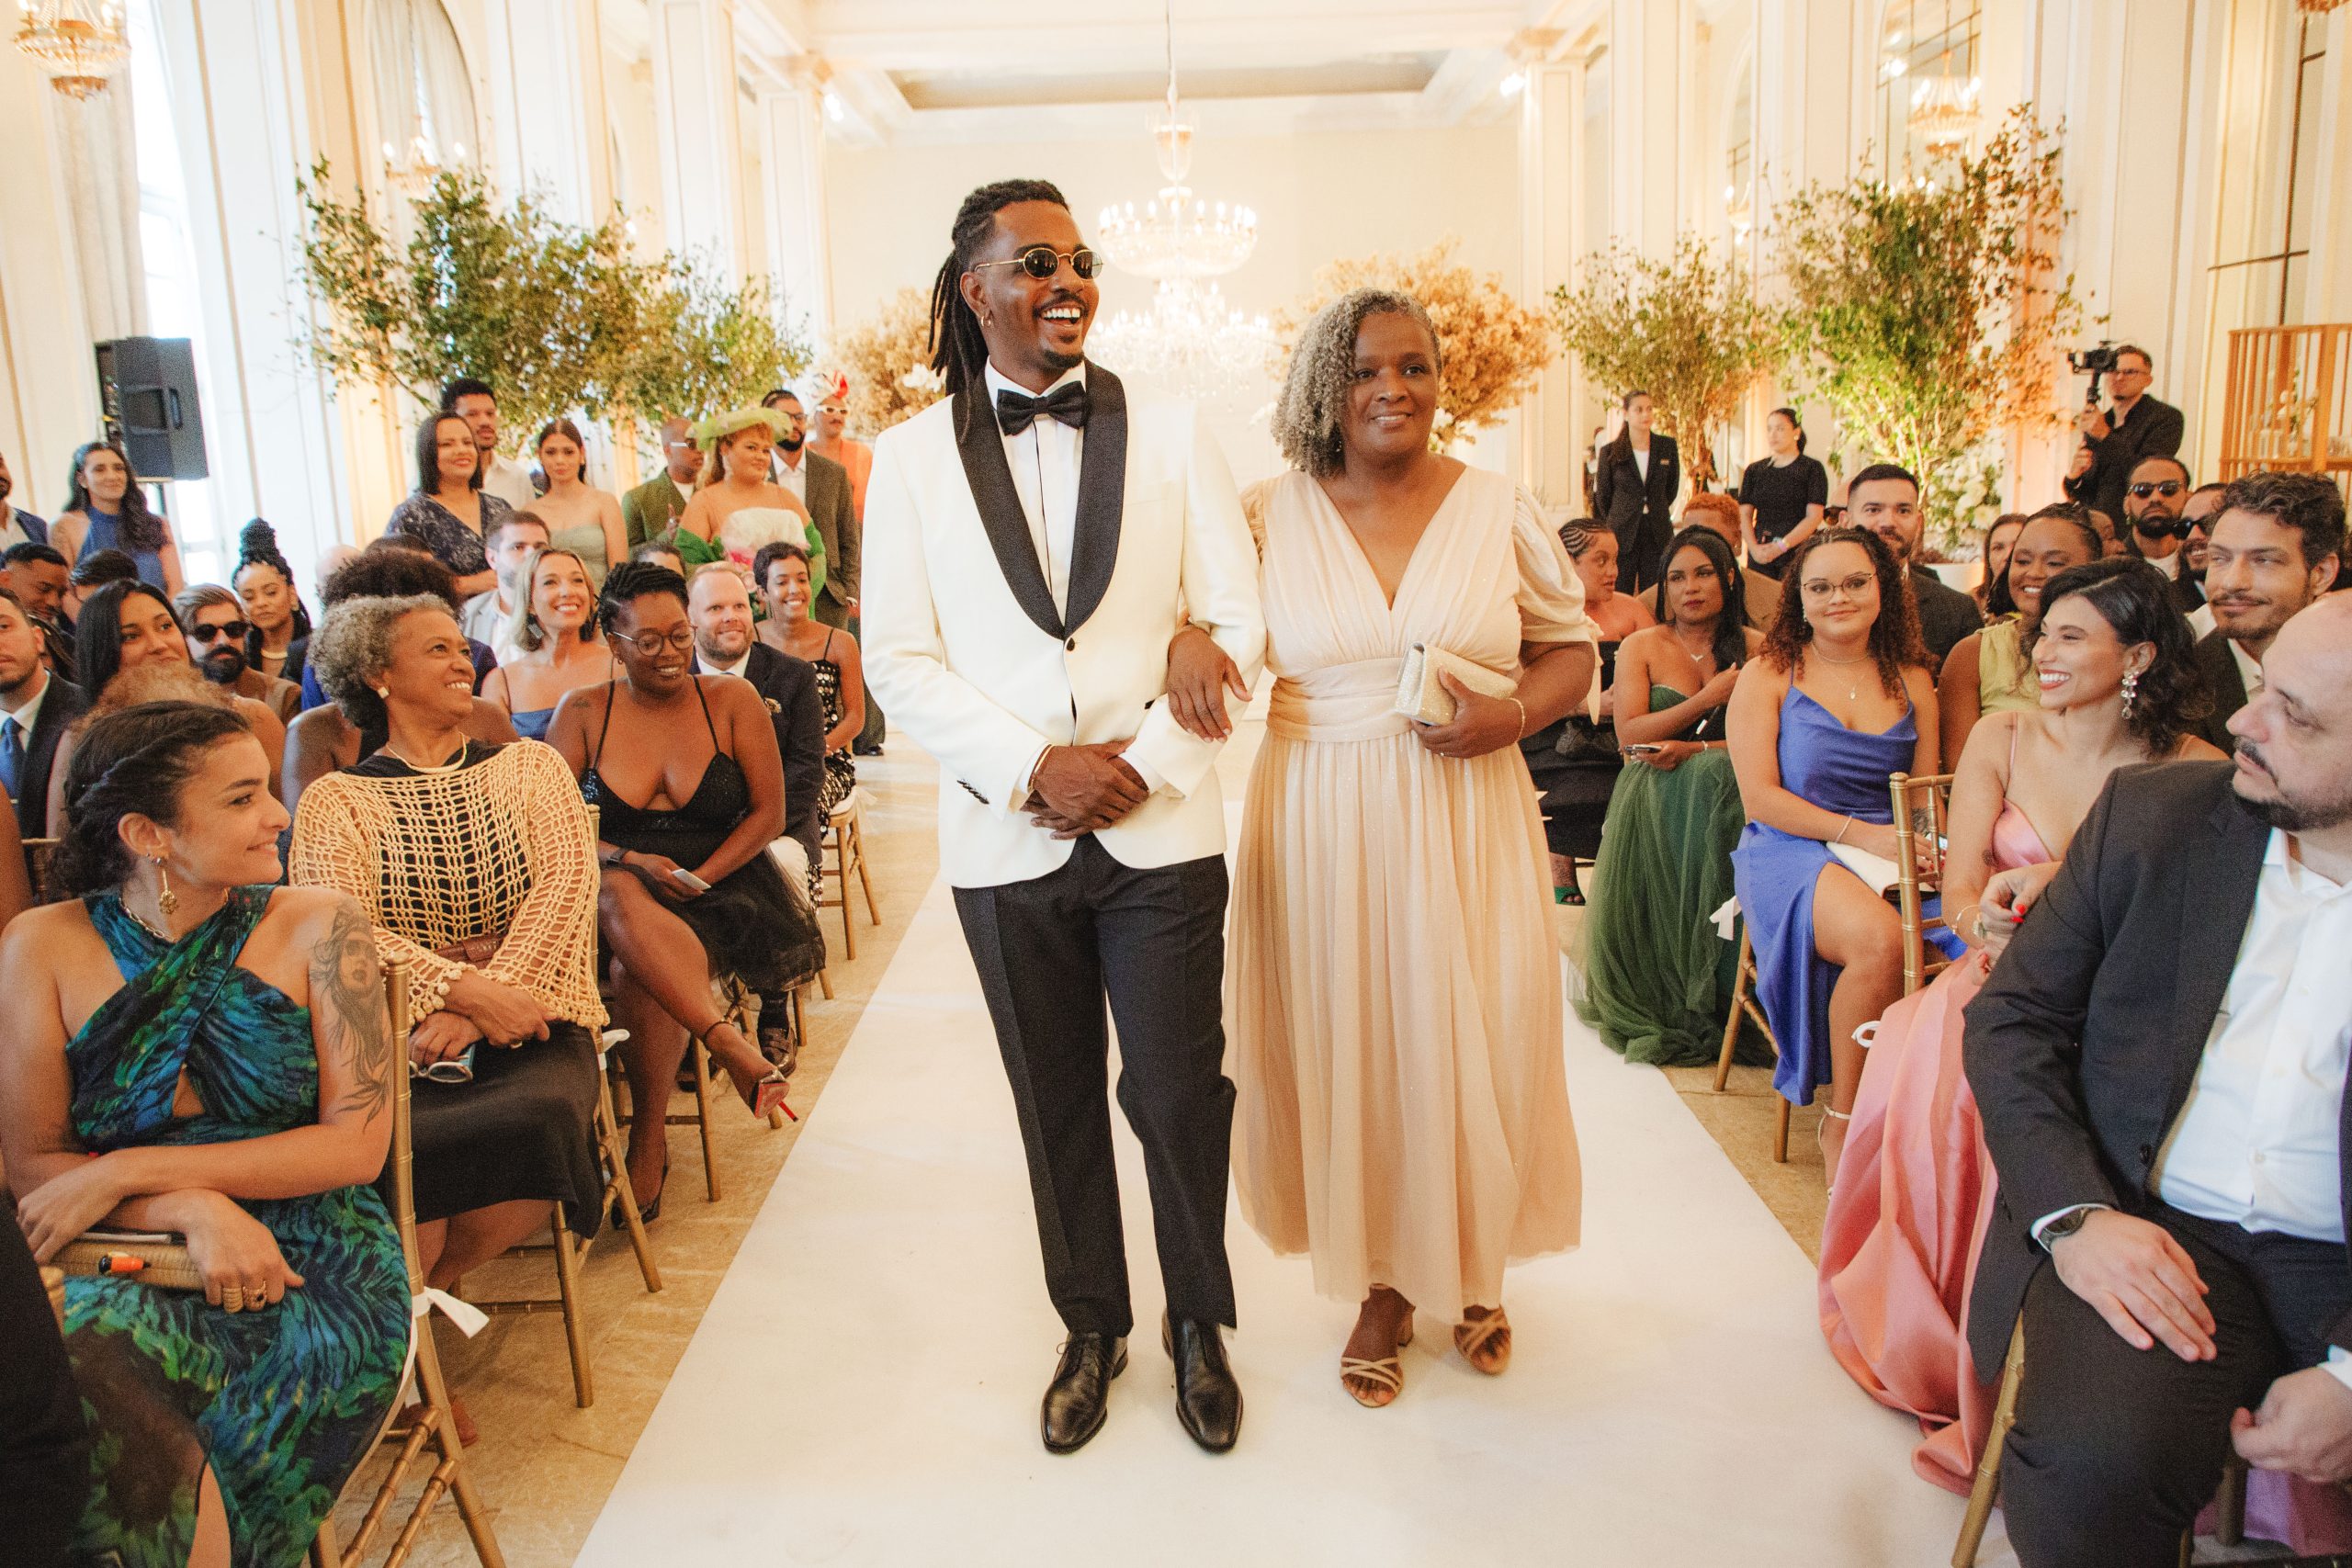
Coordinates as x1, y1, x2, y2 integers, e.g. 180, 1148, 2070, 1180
863, 363, 1265, 889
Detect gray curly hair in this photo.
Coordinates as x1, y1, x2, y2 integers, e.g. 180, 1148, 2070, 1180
1270, 288, 1444, 479
309, 593, 456, 732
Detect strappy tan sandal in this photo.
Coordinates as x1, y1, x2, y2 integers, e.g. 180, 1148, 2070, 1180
1454, 1308, 1512, 1375
1340, 1317, 1413, 1408
1819, 1105, 1852, 1195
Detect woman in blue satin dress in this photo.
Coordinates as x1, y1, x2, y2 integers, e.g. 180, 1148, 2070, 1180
1726, 527, 1938, 1188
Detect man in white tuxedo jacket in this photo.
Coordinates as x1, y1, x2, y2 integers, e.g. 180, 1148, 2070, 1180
864, 179, 1265, 1457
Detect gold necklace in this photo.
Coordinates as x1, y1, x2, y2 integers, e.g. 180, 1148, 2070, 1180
385, 739, 469, 773
123, 899, 175, 943
1808, 648, 1874, 703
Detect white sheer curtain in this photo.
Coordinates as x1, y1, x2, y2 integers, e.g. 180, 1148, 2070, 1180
47, 77, 147, 344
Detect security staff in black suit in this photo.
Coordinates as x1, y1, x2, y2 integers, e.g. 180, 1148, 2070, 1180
2063, 344, 2186, 525
1963, 598, 2352, 1567
1591, 389, 1679, 596
0, 583, 85, 841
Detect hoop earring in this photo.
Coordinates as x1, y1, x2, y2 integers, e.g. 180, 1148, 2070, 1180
2120, 668, 2140, 719
152, 855, 178, 917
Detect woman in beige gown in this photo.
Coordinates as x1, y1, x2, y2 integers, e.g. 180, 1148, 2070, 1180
1181, 289, 1594, 1409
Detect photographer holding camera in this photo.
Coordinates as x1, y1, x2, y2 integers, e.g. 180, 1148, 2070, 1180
2120, 453, 2204, 612
2063, 343, 2185, 523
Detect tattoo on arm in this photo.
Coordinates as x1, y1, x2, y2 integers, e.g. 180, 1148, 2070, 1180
311, 901, 393, 1120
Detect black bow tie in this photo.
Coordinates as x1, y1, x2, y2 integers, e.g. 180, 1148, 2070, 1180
994, 381, 1090, 436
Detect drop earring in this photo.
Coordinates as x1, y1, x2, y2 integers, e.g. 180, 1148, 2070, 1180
2120, 668, 2140, 719
153, 855, 179, 917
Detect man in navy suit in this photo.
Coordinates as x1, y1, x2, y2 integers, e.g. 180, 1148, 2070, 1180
0, 583, 85, 840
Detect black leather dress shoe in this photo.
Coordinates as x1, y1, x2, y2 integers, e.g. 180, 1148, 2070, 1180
1162, 1314, 1242, 1453
1041, 1333, 1126, 1454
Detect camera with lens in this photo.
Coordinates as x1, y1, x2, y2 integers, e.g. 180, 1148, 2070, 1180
2069, 341, 2120, 402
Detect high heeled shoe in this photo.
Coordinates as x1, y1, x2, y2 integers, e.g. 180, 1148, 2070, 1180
1340, 1315, 1413, 1409
1453, 1307, 1511, 1375
612, 1152, 668, 1232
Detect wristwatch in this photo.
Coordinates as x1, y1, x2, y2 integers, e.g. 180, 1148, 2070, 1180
2038, 1203, 2102, 1251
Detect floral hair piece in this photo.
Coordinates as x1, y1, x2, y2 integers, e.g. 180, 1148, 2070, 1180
689, 407, 790, 450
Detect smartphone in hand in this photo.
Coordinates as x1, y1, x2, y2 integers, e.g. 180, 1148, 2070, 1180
670, 867, 712, 893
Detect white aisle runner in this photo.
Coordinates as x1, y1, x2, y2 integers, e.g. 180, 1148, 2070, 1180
576, 874, 1992, 1567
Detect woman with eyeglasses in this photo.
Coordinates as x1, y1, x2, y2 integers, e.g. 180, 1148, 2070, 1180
289, 594, 605, 1444
1726, 526, 1938, 1188
547, 561, 816, 1219
1937, 503, 2104, 769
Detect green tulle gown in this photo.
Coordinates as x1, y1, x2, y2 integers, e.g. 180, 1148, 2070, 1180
1576, 686, 1761, 1067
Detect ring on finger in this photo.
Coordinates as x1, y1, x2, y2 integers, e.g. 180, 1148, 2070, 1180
220, 1284, 246, 1311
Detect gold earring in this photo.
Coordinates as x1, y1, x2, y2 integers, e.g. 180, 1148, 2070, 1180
375, 687, 390, 698
153, 855, 178, 917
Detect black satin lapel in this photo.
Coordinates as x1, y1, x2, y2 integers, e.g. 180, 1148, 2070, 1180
1063, 364, 1127, 634
952, 388, 1064, 639
2160, 792, 2271, 1122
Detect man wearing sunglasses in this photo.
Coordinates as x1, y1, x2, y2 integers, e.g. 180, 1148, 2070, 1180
2063, 344, 2185, 525
864, 177, 1264, 1459
173, 583, 301, 723
2121, 454, 2202, 612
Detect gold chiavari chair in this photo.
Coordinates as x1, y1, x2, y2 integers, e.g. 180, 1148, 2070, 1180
1889, 772, 1958, 998
313, 955, 504, 1568
820, 793, 879, 961
1713, 926, 1792, 1164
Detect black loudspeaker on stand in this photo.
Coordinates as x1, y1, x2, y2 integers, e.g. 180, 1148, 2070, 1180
94, 337, 208, 483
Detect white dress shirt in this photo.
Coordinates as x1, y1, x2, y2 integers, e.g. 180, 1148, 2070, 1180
2143, 547, 2181, 581
2231, 637, 2265, 701
772, 450, 808, 504
481, 454, 538, 513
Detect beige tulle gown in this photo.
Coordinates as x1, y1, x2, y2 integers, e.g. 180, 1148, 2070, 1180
1230, 466, 1589, 1322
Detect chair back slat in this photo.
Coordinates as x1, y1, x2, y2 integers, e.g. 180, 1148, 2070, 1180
1888, 771, 1957, 996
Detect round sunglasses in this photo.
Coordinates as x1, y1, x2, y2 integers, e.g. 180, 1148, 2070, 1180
971, 244, 1102, 282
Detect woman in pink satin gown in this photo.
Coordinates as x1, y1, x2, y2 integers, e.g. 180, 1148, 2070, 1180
1819, 558, 2225, 1493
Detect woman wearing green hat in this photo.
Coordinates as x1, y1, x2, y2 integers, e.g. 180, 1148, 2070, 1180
673, 407, 827, 596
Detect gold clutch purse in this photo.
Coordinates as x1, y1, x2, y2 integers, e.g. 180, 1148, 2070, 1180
53, 1228, 204, 1291
1393, 641, 1519, 726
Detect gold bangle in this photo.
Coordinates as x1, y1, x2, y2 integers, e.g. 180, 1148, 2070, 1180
1832, 815, 1853, 845
1508, 697, 1528, 739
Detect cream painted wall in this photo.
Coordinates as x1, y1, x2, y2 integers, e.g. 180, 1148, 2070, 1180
821, 118, 1523, 485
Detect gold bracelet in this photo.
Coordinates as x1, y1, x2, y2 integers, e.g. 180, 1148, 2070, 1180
1832, 815, 1854, 845
1508, 697, 1528, 739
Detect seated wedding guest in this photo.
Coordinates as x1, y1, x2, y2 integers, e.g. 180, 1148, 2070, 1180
806, 376, 875, 523
478, 546, 613, 741
49, 440, 184, 594
674, 409, 825, 583
621, 417, 702, 549
1727, 526, 1937, 1186
1644, 491, 1781, 627
1578, 525, 1762, 1066
2193, 469, 2343, 751
175, 584, 303, 723
547, 562, 808, 1214
530, 419, 627, 588
233, 521, 312, 691
66, 547, 138, 621
290, 595, 605, 1380
460, 510, 550, 653
1525, 520, 1650, 904
1, 1210, 90, 1568
51, 581, 288, 829
0, 583, 86, 840
1938, 503, 2105, 766
0, 445, 48, 547
754, 540, 860, 815
1848, 462, 1982, 667
388, 412, 506, 600
1738, 406, 1828, 580
1963, 593, 2352, 1568
0, 701, 406, 1568
629, 536, 686, 577
1202, 288, 1595, 1407
297, 541, 500, 712
7, 542, 77, 680
1974, 513, 2027, 615
1821, 558, 2220, 1494
687, 561, 829, 1074
2181, 482, 2227, 634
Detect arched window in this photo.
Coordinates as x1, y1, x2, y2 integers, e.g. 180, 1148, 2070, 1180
368, 0, 480, 197
1873, 0, 1983, 182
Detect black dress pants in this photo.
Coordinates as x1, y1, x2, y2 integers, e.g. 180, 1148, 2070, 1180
2001, 1203, 2352, 1568
1612, 512, 1671, 598
954, 837, 1236, 1339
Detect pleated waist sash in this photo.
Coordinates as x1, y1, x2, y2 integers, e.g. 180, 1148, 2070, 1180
1265, 659, 1411, 743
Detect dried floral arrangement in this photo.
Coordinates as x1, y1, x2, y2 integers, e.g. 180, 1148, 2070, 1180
829, 288, 948, 437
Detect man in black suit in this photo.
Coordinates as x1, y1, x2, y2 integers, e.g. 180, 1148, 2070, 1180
5, 544, 74, 682
2063, 344, 2187, 524
1845, 461, 1982, 669
2190, 471, 2343, 752
2120, 454, 2203, 613
0, 584, 85, 841
685, 562, 828, 1072
1964, 593, 2352, 1567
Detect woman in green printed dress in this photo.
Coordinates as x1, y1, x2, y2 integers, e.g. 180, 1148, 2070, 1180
0, 701, 409, 1568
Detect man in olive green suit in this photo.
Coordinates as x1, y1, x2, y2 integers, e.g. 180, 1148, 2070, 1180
622, 416, 704, 548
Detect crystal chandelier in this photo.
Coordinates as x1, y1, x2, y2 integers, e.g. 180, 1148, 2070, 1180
1908, 63, 1981, 153
1091, 279, 1276, 401
14, 0, 130, 99
382, 130, 466, 200
1095, 9, 1257, 281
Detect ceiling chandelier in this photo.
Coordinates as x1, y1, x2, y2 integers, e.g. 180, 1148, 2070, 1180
14, 0, 130, 99
1091, 279, 1275, 400
1904, 0, 1980, 155
382, 130, 466, 200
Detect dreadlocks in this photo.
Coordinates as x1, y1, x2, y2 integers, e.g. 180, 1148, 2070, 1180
926, 178, 1072, 406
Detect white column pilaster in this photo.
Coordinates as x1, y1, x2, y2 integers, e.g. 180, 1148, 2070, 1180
755, 75, 832, 344
1520, 60, 1579, 505
482, 0, 615, 225
650, 0, 748, 282
1608, 0, 1693, 258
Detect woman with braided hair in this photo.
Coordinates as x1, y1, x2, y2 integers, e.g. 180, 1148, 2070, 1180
234, 519, 314, 689
0, 700, 407, 1568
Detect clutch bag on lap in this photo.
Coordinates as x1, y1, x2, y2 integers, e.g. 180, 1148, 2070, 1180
434, 932, 504, 968
1393, 641, 1519, 726
54, 1228, 202, 1291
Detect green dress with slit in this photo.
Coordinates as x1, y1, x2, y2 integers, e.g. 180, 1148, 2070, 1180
1575, 686, 1763, 1067
60, 887, 409, 1568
